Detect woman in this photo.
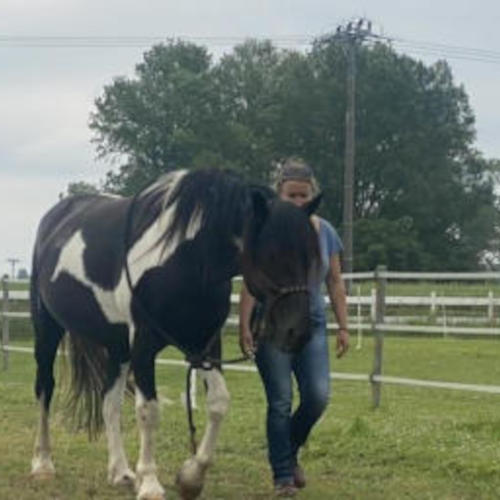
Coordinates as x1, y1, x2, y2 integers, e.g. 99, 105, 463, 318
239, 158, 349, 497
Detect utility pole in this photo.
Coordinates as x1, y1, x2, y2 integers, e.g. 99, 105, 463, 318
323, 19, 373, 290
6, 258, 20, 280
343, 29, 357, 287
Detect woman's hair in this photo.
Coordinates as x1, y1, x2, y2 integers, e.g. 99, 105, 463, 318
272, 157, 320, 194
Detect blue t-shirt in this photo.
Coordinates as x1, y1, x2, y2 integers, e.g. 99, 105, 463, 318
309, 218, 343, 323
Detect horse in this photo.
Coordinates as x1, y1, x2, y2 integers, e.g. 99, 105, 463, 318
29, 167, 321, 499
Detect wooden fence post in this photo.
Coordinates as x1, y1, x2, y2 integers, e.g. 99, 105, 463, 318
371, 265, 386, 408
2, 275, 10, 371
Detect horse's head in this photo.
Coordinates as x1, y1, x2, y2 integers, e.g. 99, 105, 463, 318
242, 188, 322, 353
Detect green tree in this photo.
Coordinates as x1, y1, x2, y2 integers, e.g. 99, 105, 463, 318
309, 40, 498, 270
89, 38, 499, 270
66, 181, 100, 196
90, 40, 221, 194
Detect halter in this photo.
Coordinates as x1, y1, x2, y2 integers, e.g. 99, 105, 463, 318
276, 284, 309, 295
250, 283, 310, 343
265, 284, 310, 317
245, 262, 310, 328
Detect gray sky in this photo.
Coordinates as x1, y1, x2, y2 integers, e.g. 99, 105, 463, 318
1, 0, 499, 277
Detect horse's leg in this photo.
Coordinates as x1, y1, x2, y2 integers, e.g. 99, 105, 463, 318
103, 339, 135, 486
31, 301, 64, 480
132, 338, 165, 500
176, 367, 230, 500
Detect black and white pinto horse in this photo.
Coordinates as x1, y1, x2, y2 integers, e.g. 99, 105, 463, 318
30, 168, 320, 499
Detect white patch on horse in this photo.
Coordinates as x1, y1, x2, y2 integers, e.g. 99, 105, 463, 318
127, 170, 202, 286
103, 362, 135, 485
31, 395, 55, 479
135, 389, 165, 499
176, 369, 230, 496
51, 231, 126, 323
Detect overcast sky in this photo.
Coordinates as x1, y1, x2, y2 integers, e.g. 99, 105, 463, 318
1, 0, 499, 277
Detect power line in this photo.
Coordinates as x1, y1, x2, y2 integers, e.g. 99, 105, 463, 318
0, 34, 314, 48
1, 33, 500, 65
393, 48, 500, 65
388, 40, 500, 65
390, 36, 500, 58
364, 34, 500, 64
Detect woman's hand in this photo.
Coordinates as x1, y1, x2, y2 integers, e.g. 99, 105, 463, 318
239, 282, 257, 360
239, 327, 256, 360
336, 328, 349, 358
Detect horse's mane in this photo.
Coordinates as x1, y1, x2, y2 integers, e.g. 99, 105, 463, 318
133, 168, 258, 253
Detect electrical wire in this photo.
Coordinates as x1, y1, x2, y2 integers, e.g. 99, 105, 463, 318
1, 33, 500, 65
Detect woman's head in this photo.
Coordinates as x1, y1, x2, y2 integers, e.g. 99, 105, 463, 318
273, 157, 319, 207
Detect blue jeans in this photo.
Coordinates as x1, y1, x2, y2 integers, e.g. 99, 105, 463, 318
255, 321, 330, 483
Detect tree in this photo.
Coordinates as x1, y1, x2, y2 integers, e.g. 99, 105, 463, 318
89, 38, 500, 270
90, 40, 221, 194
66, 181, 100, 196
309, 41, 498, 269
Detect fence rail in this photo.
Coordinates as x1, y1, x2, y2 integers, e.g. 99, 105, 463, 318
2, 269, 500, 407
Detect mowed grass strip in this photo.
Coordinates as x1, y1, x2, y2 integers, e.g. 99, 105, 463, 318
2, 334, 500, 499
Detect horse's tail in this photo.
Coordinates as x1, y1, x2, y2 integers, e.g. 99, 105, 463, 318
64, 333, 108, 439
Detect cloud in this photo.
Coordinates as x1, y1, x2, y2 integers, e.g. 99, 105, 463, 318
1, 82, 91, 164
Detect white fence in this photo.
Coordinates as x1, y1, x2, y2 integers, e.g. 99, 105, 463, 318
2, 269, 500, 407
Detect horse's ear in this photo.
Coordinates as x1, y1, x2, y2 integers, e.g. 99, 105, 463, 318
250, 188, 270, 225
303, 192, 322, 216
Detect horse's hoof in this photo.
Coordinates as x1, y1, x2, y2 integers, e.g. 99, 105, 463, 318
137, 494, 164, 500
31, 469, 55, 481
136, 476, 165, 500
112, 470, 136, 487
31, 460, 56, 481
176, 459, 206, 500
176, 477, 203, 500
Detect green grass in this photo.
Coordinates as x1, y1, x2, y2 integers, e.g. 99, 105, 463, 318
3, 332, 500, 499
2, 280, 29, 291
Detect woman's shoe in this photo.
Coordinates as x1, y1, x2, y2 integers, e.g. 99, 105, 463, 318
274, 480, 298, 497
293, 464, 306, 489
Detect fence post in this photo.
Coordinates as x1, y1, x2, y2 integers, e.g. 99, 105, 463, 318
371, 265, 386, 409
355, 285, 362, 350
370, 288, 376, 322
2, 275, 10, 371
430, 291, 437, 316
488, 291, 494, 324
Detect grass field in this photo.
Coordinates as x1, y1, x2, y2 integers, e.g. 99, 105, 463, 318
2, 331, 500, 499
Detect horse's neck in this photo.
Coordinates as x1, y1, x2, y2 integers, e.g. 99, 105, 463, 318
127, 203, 202, 286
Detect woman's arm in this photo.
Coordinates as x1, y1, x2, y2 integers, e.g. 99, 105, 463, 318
325, 254, 349, 358
239, 282, 257, 357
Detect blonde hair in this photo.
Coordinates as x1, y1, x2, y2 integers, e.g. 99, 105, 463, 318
272, 157, 320, 195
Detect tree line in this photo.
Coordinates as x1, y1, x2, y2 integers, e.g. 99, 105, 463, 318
84, 38, 500, 271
